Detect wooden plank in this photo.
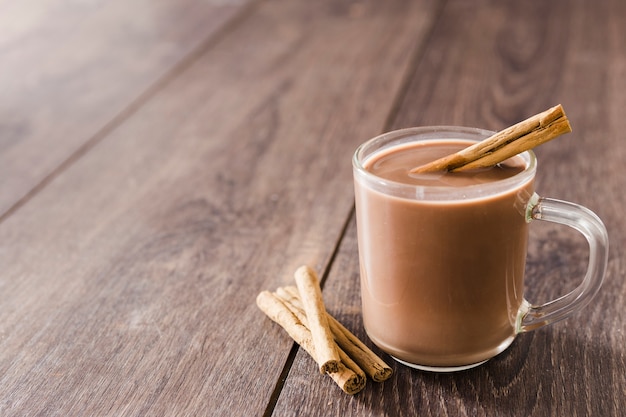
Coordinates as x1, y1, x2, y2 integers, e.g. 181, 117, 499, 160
0, 0, 439, 415
274, 0, 626, 415
0, 0, 252, 218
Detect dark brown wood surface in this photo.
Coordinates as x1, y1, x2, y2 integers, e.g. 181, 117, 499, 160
1, 0, 624, 416
0, 0, 251, 218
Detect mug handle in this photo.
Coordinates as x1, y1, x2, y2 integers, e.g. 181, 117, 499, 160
517, 193, 609, 332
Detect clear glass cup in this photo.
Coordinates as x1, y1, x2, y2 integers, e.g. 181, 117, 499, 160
352, 126, 609, 372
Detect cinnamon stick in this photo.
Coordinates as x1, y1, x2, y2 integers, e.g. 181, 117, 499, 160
256, 291, 366, 394
294, 265, 341, 374
275, 291, 367, 383
276, 286, 393, 382
410, 104, 572, 173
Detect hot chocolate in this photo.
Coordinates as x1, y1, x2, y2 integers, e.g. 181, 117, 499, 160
354, 138, 534, 367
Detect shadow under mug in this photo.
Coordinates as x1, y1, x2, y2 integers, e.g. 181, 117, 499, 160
352, 126, 609, 372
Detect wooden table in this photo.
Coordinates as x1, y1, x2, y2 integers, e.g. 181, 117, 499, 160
1, 0, 624, 415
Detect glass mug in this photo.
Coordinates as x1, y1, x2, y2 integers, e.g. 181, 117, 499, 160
352, 126, 609, 372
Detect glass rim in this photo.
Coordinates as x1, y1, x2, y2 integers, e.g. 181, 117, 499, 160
352, 126, 537, 201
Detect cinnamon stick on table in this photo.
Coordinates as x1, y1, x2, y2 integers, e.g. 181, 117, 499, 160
411, 104, 572, 173
255, 291, 366, 395
275, 286, 393, 382
294, 265, 341, 374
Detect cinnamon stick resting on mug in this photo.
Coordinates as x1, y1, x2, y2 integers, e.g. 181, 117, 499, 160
411, 104, 572, 173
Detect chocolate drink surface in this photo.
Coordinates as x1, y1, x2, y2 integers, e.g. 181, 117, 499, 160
354, 139, 535, 367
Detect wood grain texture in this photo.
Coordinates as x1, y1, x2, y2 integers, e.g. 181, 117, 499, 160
275, 0, 626, 415
0, 0, 251, 218
0, 0, 438, 415
2, 0, 625, 415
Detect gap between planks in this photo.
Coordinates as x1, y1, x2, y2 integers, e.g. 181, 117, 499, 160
260, 2, 450, 412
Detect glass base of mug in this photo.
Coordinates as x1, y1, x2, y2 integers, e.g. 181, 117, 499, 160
389, 335, 517, 372
391, 356, 488, 372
